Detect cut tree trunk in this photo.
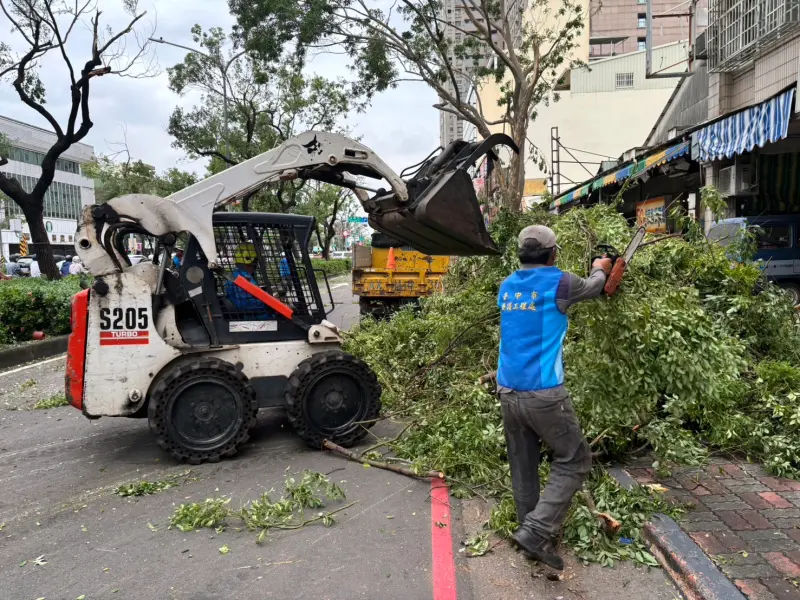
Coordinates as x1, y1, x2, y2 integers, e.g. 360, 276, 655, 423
23, 204, 60, 280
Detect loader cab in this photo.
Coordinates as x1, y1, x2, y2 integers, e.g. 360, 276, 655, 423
169, 212, 331, 347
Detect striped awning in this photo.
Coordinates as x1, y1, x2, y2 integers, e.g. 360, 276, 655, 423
552, 140, 690, 208
695, 88, 795, 162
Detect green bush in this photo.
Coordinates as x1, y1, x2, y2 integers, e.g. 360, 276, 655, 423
0, 277, 82, 343
310, 258, 351, 277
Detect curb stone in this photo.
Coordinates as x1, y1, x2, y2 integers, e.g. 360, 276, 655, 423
608, 466, 747, 600
0, 336, 68, 371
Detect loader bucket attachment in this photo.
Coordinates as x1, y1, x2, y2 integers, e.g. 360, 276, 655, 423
366, 133, 518, 256
369, 169, 498, 256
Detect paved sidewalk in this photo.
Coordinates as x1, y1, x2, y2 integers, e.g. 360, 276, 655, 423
627, 457, 800, 600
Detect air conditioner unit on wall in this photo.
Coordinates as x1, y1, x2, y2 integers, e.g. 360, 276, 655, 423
718, 164, 757, 196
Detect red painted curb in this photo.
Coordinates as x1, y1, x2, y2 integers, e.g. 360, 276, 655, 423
431, 480, 457, 600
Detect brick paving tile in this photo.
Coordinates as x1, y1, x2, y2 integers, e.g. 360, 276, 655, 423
761, 578, 800, 600
726, 482, 772, 493
740, 511, 776, 530
720, 463, 747, 478
716, 552, 768, 566
747, 538, 798, 552
743, 492, 778, 510
706, 500, 753, 511
683, 510, 721, 523
682, 519, 731, 532
720, 562, 780, 579
787, 550, 800, 566
761, 478, 800, 492
764, 552, 800, 578
716, 531, 747, 552
735, 578, 778, 600
719, 511, 755, 531
760, 493, 795, 509
771, 518, 800, 530
689, 532, 728, 555
787, 529, 800, 544
739, 531, 791, 541
760, 509, 800, 520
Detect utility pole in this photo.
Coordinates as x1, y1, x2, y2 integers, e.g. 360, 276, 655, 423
149, 37, 246, 170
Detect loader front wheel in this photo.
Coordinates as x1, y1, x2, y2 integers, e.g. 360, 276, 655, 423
285, 350, 381, 449
148, 358, 258, 464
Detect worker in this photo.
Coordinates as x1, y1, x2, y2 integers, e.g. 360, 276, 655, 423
173, 248, 184, 269
68, 255, 84, 275
497, 225, 612, 571
60, 256, 73, 277
6, 255, 21, 277
224, 242, 275, 319
29, 256, 41, 278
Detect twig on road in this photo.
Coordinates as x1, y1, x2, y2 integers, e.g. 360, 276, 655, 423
323, 439, 444, 480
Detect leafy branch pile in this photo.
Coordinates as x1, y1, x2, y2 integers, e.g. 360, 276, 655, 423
169, 471, 350, 544
343, 205, 800, 565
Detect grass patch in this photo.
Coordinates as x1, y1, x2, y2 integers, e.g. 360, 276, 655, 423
33, 393, 69, 410
20, 378, 37, 390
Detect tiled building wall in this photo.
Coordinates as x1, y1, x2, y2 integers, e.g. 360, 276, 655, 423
590, 0, 707, 57
708, 33, 800, 118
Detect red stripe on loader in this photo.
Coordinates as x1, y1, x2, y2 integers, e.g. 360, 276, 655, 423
233, 275, 294, 320
99, 338, 150, 346
65, 289, 90, 410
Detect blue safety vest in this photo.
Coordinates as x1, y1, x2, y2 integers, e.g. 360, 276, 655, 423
497, 267, 568, 391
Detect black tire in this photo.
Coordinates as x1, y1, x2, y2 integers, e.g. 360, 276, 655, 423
285, 350, 382, 449
147, 358, 258, 464
779, 281, 800, 306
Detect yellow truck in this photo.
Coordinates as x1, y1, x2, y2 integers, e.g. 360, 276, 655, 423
352, 233, 450, 317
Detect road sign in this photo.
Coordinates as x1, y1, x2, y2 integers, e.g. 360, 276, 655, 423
347, 216, 369, 223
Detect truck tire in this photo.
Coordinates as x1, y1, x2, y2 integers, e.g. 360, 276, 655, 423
147, 358, 258, 464
285, 350, 381, 449
779, 281, 800, 306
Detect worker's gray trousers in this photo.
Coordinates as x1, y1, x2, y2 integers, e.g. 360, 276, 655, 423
498, 386, 592, 539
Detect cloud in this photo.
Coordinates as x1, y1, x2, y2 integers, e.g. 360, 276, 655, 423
0, 0, 440, 178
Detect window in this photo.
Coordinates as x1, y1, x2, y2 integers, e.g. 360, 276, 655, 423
0, 175, 82, 221
615, 72, 634, 89
755, 225, 791, 249
8, 146, 81, 174
637, 0, 646, 4
638, 13, 646, 28
637, 37, 647, 51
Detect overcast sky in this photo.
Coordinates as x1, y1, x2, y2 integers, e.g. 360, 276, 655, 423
0, 0, 440, 177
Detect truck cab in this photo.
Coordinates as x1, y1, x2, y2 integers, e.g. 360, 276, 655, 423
707, 215, 800, 304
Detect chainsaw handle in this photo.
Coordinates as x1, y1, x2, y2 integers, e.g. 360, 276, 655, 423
603, 258, 627, 296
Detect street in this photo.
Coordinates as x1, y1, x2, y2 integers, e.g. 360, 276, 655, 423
0, 278, 678, 600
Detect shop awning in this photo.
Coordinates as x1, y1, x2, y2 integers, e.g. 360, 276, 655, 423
552, 140, 690, 208
695, 88, 795, 162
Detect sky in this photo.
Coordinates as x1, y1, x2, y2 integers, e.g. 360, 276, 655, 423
0, 0, 441, 178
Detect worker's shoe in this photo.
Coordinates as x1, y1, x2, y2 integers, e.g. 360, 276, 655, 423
511, 527, 564, 571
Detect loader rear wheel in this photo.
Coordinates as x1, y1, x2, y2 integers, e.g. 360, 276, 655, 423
148, 358, 258, 464
285, 350, 381, 449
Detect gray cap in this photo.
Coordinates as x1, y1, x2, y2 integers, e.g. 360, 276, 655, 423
518, 225, 557, 251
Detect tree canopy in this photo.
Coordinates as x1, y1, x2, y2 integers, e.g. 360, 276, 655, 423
228, 0, 586, 209
82, 156, 198, 204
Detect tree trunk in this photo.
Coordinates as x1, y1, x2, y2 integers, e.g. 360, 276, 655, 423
23, 202, 60, 280
322, 222, 335, 259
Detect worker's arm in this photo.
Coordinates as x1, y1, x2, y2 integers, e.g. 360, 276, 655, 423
556, 258, 612, 313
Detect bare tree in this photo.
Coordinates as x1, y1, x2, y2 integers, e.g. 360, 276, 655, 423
230, 0, 586, 211
0, 0, 156, 278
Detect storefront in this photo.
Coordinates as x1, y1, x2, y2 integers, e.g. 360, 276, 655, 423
1, 217, 79, 259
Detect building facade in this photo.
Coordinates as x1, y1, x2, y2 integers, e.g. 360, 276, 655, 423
437, 0, 528, 146
590, 0, 707, 58
0, 115, 95, 261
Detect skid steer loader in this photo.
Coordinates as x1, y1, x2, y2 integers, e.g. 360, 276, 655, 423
65, 131, 517, 464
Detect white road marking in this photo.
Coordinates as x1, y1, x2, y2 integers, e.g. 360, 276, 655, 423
331, 283, 349, 289
0, 354, 65, 378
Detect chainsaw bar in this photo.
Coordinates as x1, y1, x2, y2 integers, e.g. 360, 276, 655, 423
604, 226, 646, 296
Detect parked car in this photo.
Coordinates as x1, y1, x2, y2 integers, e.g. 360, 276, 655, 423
330, 250, 351, 260
128, 255, 151, 265
16, 256, 33, 276
708, 215, 800, 304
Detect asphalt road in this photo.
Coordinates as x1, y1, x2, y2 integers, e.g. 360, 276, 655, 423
0, 277, 679, 600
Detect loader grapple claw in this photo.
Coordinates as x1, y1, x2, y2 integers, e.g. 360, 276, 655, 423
365, 133, 518, 257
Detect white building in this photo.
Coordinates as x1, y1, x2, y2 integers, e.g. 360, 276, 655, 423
525, 41, 690, 197
0, 115, 95, 261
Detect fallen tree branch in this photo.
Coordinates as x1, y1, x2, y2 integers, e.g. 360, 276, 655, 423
580, 489, 621, 536
478, 371, 497, 385
323, 439, 445, 480
359, 421, 413, 458
639, 233, 683, 247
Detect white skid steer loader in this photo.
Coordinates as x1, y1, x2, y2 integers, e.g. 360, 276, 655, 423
65, 131, 517, 463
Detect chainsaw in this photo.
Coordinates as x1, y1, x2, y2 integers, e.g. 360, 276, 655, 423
592, 226, 646, 296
